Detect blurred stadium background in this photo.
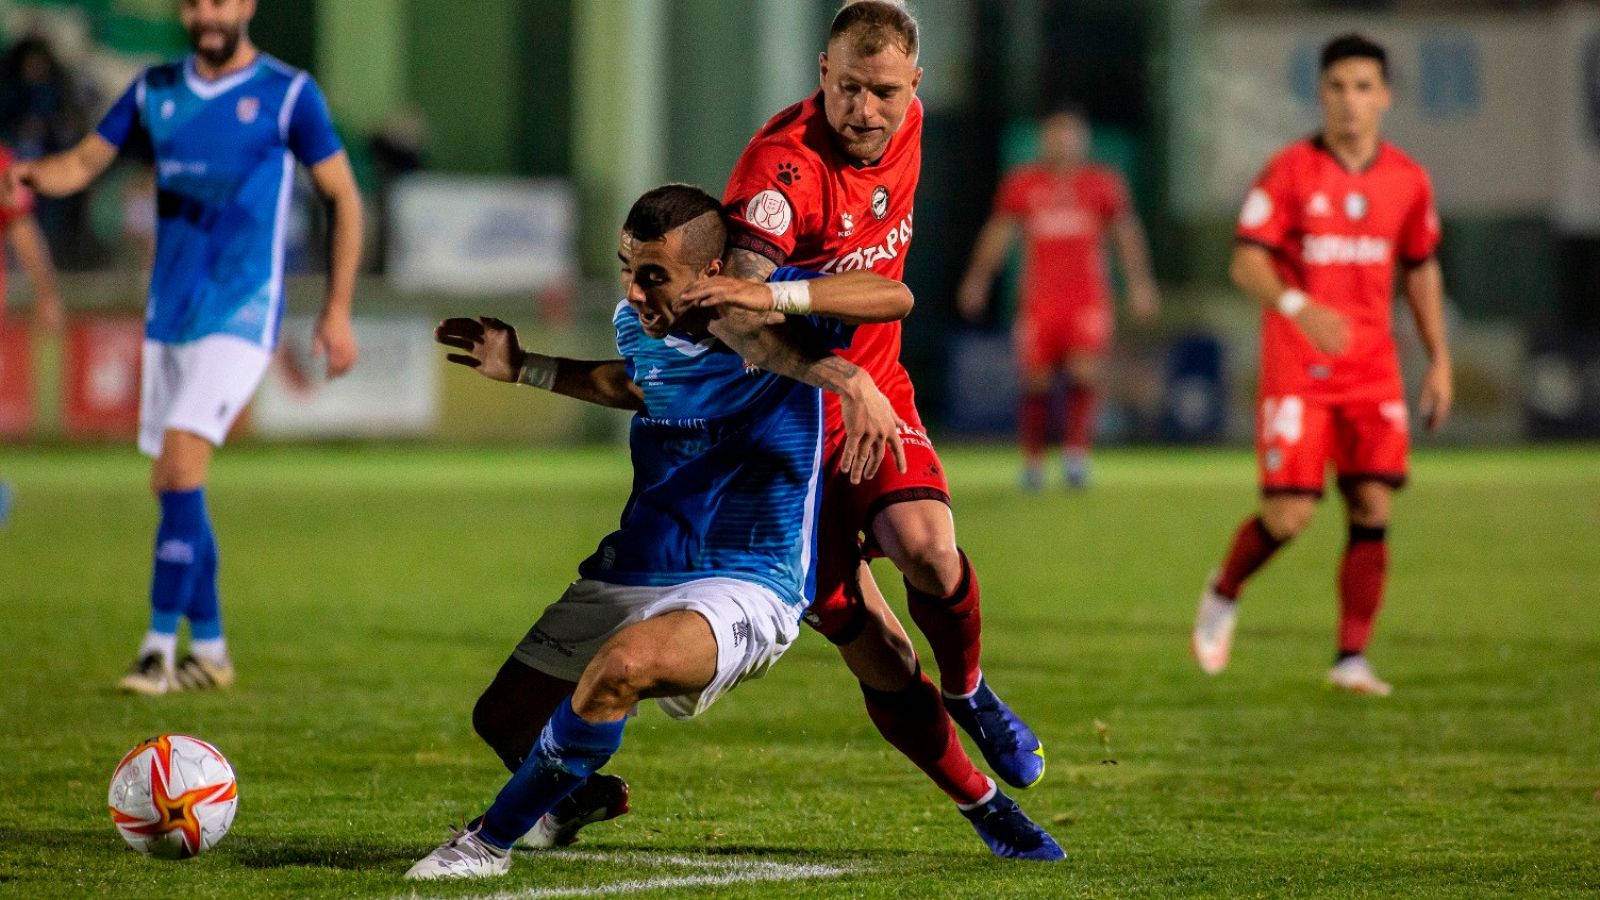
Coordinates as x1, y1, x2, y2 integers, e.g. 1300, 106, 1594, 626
1, 0, 1597, 451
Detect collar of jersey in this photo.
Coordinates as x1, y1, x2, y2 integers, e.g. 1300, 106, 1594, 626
1311, 132, 1384, 175
184, 54, 261, 100
662, 333, 718, 357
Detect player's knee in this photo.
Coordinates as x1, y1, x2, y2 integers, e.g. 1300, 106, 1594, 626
902, 539, 963, 597
150, 458, 205, 494
1262, 503, 1314, 541
579, 645, 656, 713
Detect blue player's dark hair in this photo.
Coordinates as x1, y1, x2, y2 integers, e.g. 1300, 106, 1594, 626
1321, 33, 1388, 81
624, 184, 726, 268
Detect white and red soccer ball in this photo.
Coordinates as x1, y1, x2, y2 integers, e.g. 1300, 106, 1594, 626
108, 734, 238, 859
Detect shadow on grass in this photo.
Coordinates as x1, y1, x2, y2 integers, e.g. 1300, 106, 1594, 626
228, 835, 422, 870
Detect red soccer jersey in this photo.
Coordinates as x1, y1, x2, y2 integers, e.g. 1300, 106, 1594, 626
994, 163, 1128, 318
1237, 136, 1440, 404
724, 92, 923, 435
0, 145, 35, 311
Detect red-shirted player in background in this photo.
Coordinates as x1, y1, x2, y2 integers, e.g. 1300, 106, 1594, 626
958, 106, 1160, 490
1191, 34, 1453, 696
690, 1, 1061, 860
0, 141, 65, 526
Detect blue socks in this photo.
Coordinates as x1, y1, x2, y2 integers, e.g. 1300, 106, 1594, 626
149, 488, 221, 643
479, 698, 626, 849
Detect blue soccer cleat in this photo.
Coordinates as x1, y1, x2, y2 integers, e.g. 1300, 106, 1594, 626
961, 790, 1065, 861
945, 677, 1046, 789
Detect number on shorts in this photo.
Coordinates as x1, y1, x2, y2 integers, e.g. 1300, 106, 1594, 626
1261, 396, 1304, 445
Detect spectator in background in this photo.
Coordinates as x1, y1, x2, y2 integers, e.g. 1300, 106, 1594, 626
0, 35, 97, 263
959, 106, 1160, 490
0, 142, 64, 330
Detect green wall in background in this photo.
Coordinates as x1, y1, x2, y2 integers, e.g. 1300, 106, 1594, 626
315, 0, 403, 132
405, 0, 521, 174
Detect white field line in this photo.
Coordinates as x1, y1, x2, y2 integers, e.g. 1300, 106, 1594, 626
404, 850, 861, 900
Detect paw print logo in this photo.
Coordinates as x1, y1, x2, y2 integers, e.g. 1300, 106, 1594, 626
776, 162, 801, 187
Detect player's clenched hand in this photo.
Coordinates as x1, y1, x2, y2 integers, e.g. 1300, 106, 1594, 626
312, 314, 358, 379
956, 275, 989, 323
1293, 302, 1352, 356
682, 276, 777, 314
1419, 360, 1453, 433
837, 376, 907, 485
435, 316, 524, 383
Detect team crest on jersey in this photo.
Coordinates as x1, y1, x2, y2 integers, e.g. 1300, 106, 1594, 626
1264, 448, 1284, 473
871, 185, 890, 220
746, 189, 792, 237
1307, 192, 1332, 217
1345, 191, 1369, 221
236, 97, 260, 124
838, 212, 856, 237
160, 99, 176, 120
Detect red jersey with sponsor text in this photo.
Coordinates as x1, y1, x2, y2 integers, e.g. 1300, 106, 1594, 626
994, 163, 1128, 317
1236, 136, 1439, 404
724, 92, 923, 436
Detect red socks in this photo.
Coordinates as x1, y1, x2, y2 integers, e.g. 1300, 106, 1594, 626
1338, 524, 1388, 655
1064, 384, 1098, 453
1019, 393, 1049, 462
860, 669, 993, 806
1214, 516, 1286, 600
905, 550, 982, 696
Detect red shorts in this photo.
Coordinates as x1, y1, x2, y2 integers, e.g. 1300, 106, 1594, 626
1016, 305, 1112, 374
803, 421, 951, 643
1257, 394, 1410, 498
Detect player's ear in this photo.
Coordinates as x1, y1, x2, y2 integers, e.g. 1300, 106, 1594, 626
703, 258, 723, 279
911, 67, 923, 93
818, 52, 829, 86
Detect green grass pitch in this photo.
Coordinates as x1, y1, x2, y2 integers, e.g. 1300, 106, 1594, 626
1, 445, 1597, 898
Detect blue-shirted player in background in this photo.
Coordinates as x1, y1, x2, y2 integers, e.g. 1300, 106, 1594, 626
407, 184, 917, 879
7, 0, 364, 695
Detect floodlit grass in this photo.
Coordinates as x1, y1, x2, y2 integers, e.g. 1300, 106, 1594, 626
1, 445, 1597, 897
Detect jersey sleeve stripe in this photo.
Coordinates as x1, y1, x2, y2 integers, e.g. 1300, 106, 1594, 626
279, 72, 309, 143
728, 230, 786, 264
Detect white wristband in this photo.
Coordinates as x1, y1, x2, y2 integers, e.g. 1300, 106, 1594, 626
1276, 289, 1308, 317
768, 280, 813, 316
517, 353, 558, 390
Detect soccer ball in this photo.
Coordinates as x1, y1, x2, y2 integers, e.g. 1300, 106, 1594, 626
107, 734, 238, 859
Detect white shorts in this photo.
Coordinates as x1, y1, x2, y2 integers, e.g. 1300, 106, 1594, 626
139, 335, 273, 458
512, 577, 802, 720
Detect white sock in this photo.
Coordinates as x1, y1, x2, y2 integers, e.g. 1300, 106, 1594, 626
942, 671, 982, 702
138, 631, 178, 667
190, 637, 229, 664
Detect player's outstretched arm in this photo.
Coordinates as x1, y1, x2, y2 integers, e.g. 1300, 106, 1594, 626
1111, 211, 1161, 324
956, 214, 1017, 322
5, 134, 117, 202
1401, 257, 1452, 432
308, 152, 364, 378
435, 316, 643, 411
682, 270, 912, 324
6, 216, 64, 331
1230, 243, 1350, 356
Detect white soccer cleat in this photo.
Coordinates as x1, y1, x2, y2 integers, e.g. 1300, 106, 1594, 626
118, 652, 177, 696
405, 822, 511, 880
1326, 655, 1393, 697
1191, 577, 1238, 675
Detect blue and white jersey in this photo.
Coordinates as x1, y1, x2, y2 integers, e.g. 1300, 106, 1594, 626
96, 55, 344, 349
578, 268, 848, 609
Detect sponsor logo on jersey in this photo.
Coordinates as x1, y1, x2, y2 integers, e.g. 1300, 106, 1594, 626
1301, 233, 1392, 266
1240, 188, 1272, 228
776, 161, 801, 186
819, 211, 914, 274
871, 185, 890, 220
1307, 192, 1332, 217
1345, 191, 1369, 221
746, 189, 792, 237
236, 96, 259, 124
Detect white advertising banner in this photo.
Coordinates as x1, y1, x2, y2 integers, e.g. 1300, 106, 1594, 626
389, 174, 575, 295
1554, 3, 1600, 234
1181, 15, 1556, 219
252, 317, 438, 439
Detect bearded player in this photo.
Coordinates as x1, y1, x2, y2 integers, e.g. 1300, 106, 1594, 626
1190, 34, 1453, 696
698, 0, 1055, 854
957, 106, 1160, 490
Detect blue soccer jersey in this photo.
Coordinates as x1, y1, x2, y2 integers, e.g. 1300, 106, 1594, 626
577, 269, 847, 608
96, 55, 344, 349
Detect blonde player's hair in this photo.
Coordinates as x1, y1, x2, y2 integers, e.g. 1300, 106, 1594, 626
829, 0, 918, 59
